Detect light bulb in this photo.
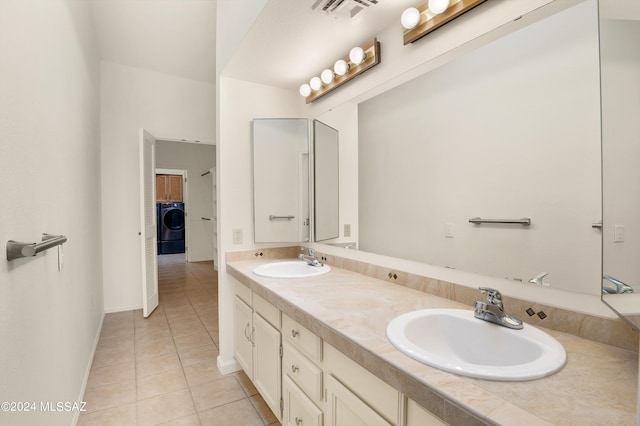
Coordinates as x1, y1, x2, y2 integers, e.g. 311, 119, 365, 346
349, 47, 366, 66
428, 0, 450, 15
321, 69, 335, 85
299, 84, 311, 97
334, 59, 349, 76
310, 76, 322, 91
401, 7, 421, 30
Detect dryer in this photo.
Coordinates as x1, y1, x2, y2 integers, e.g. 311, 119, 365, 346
159, 202, 185, 254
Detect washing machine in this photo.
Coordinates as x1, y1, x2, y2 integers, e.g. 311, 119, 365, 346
158, 202, 185, 254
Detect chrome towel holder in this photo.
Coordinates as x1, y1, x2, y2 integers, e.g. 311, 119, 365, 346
6, 233, 67, 261
469, 217, 531, 226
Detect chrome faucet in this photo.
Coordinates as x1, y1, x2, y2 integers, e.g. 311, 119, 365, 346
473, 287, 523, 330
299, 247, 323, 267
528, 272, 548, 286
602, 275, 634, 294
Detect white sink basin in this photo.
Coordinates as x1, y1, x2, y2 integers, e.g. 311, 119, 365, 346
387, 309, 566, 381
253, 261, 330, 278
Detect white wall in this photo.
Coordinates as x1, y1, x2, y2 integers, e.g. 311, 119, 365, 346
216, 77, 303, 372
101, 61, 216, 312
156, 140, 216, 263
358, 1, 601, 295
0, 1, 103, 425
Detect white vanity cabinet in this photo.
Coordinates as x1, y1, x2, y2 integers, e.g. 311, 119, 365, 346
234, 282, 282, 420
405, 398, 447, 426
233, 277, 446, 426
325, 374, 392, 426
323, 343, 399, 426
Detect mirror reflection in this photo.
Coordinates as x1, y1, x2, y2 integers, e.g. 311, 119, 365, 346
600, 0, 640, 329
313, 120, 340, 242
315, 0, 602, 295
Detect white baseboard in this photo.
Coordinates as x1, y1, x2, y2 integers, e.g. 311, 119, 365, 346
217, 355, 241, 375
72, 311, 104, 425
104, 304, 142, 314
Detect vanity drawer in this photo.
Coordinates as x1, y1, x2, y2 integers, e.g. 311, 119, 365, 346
283, 343, 323, 402
284, 376, 323, 426
282, 313, 322, 362
253, 293, 280, 329
235, 281, 252, 305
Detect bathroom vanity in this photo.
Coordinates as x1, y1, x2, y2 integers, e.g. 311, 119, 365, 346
227, 254, 638, 425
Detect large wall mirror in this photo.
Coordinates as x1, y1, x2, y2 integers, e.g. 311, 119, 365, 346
600, 0, 640, 329
253, 118, 309, 243
315, 0, 603, 296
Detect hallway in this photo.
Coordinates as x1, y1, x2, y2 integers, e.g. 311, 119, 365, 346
78, 255, 279, 425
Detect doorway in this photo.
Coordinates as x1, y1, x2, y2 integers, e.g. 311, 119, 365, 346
156, 168, 187, 256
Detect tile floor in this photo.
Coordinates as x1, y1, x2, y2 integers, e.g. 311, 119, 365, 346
78, 254, 280, 426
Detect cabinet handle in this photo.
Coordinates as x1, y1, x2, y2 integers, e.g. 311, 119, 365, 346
244, 323, 251, 341
250, 327, 255, 346
291, 329, 299, 338
291, 364, 299, 373
295, 417, 303, 425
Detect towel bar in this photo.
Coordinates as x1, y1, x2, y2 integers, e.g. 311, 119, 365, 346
6, 234, 67, 261
469, 217, 531, 226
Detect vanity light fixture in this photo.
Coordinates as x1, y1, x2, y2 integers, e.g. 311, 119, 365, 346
334, 59, 349, 76
401, 0, 487, 45
321, 69, 335, 85
310, 76, 323, 92
299, 37, 380, 103
349, 46, 366, 65
401, 7, 421, 30
299, 84, 312, 97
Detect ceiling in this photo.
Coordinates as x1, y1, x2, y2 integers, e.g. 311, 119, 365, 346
222, 0, 417, 89
89, 0, 217, 84
88, 0, 415, 89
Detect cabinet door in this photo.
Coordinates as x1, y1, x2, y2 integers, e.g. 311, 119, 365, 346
283, 376, 322, 426
156, 175, 167, 201
234, 297, 254, 378
253, 312, 282, 420
168, 175, 183, 201
326, 375, 392, 426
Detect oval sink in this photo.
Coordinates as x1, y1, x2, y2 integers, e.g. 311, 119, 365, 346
387, 309, 566, 381
253, 261, 330, 278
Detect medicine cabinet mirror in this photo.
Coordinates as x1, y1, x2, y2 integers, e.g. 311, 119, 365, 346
252, 118, 309, 243
313, 120, 339, 242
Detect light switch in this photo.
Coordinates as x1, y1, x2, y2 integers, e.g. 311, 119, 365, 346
614, 225, 624, 243
445, 223, 454, 238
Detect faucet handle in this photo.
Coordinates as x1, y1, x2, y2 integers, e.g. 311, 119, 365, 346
478, 287, 502, 306
299, 246, 314, 256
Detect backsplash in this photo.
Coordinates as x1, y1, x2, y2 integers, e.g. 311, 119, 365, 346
226, 247, 639, 352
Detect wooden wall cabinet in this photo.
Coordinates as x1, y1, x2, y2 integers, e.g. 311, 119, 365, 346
156, 174, 183, 202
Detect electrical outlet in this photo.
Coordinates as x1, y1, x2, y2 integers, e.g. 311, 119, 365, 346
233, 228, 243, 244
344, 224, 351, 237
614, 224, 624, 243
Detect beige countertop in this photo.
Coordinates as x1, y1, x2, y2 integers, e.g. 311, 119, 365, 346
227, 259, 638, 425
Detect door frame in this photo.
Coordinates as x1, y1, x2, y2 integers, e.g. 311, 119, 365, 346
156, 168, 189, 260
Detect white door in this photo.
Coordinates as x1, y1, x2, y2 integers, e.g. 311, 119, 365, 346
140, 129, 159, 317
253, 312, 282, 420
234, 297, 254, 378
